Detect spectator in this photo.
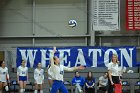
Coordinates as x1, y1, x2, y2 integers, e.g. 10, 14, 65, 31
98, 72, 108, 93
72, 71, 85, 93
85, 71, 95, 93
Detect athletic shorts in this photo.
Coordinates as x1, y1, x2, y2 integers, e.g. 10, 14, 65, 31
19, 76, 27, 81
48, 77, 52, 80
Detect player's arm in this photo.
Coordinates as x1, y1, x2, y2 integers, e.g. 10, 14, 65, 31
108, 70, 113, 85
49, 47, 58, 74
6, 68, 9, 80
46, 65, 49, 77
107, 63, 114, 85
63, 65, 85, 71
85, 82, 90, 87
26, 68, 29, 82
17, 67, 20, 83
42, 69, 45, 80
34, 69, 37, 81
50, 47, 56, 67
90, 78, 95, 87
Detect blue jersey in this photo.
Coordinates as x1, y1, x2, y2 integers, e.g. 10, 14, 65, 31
71, 76, 85, 87
85, 77, 95, 86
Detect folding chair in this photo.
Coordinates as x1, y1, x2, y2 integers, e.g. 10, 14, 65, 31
134, 81, 140, 93
122, 81, 130, 93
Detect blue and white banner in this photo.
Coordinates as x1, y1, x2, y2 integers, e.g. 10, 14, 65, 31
16, 46, 136, 68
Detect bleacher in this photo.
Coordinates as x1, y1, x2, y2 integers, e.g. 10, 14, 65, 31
9, 67, 140, 93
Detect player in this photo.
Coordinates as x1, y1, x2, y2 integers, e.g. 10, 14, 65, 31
107, 54, 121, 93
17, 60, 28, 93
49, 47, 85, 93
46, 64, 53, 92
34, 62, 44, 93
0, 61, 9, 92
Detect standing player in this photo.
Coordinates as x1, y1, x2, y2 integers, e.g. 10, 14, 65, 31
0, 61, 9, 92
0, 61, 1, 93
34, 62, 44, 93
108, 54, 121, 93
46, 64, 53, 92
17, 60, 28, 93
0, 61, 2, 93
49, 47, 85, 93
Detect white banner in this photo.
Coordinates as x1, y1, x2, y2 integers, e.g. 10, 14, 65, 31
93, 0, 120, 31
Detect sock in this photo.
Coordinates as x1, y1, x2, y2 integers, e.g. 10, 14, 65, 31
49, 88, 52, 92
20, 89, 24, 93
40, 90, 43, 93
23, 89, 25, 92
5, 86, 9, 91
34, 90, 38, 93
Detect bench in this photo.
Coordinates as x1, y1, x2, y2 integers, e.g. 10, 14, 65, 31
10, 67, 139, 93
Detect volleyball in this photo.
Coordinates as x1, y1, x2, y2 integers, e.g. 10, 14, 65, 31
68, 20, 77, 28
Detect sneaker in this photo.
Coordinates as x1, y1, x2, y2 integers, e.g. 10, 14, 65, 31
79, 89, 83, 93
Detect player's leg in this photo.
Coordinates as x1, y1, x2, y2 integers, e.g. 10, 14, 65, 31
23, 81, 27, 92
48, 78, 53, 92
34, 83, 38, 93
59, 82, 68, 93
50, 80, 60, 93
3, 82, 9, 91
19, 81, 24, 93
40, 84, 43, 93
0, 82, 2, 93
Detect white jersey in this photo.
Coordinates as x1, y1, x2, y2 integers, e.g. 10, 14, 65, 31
0, 67, 8, 82
108, 62, 119, 76
17, 66, 28, 76
50, 62, 76, 81
34, 68, 44, 84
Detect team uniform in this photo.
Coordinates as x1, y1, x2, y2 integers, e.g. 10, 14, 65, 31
0, 67, 9, 92
17, 66, 28, 81
34, 68, 44, 84
107, 62, 120, 93
49, 61, 76, 93
0, 67, 9, 83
